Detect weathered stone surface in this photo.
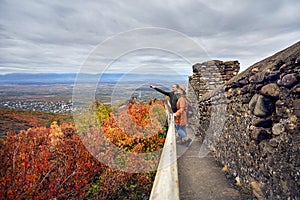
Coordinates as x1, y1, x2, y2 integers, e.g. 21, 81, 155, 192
277, 107, 292, 118
251, 128, 270, 141
290, 115, 297, 123
294, 85, 300, 93
255, 84, 264, 91
288, 123, 296, 130
251, 67, 259, 73
269, 138, 279, 147
265, 71, 280, 82
249, 94, 259, 112
279, 63, 288, 71
250, 181, 266, 200
279, 73, 298, 88
292, 99, 300, 117
238, 79, 249, 86
272, 123, 285, 135
275, 100, 285, 106
249, 72, 265, 83
260, 83, 280, 97
253, 118, 273, 128
249, 94, 274, 117
226, 88, 234, 98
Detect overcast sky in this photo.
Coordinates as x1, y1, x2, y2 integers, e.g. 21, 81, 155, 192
0, 0, 299, 75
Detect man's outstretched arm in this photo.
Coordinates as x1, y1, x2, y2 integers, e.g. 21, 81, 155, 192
149, 85, 171, 96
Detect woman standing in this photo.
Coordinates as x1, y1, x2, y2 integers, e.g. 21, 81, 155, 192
174, 85, 192, 146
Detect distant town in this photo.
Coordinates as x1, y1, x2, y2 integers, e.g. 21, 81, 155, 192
0, 73, 188, 114
0, 92, 164, 114
0, 100, 73, 114
0, 87, 166, 114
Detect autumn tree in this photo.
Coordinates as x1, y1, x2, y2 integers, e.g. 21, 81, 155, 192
0, 99, 167, 200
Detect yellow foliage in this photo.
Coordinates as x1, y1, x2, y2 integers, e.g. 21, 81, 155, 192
49, 121, 64, 145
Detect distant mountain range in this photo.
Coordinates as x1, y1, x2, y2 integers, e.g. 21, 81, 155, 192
0, 73, 188, 85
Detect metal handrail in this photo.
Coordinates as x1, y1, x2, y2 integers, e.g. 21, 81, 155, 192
149, 101, 179, 200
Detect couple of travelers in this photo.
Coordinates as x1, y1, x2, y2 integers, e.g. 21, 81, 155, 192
150, 84, 192, 146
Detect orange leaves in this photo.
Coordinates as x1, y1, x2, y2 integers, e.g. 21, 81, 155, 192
81, 100, 167, 198
0, 99, 167, 199
128, 103, 151, 127
132, 142, 145, 152
0, 124, 102, 200
101, 102, 166, 153
49, 121, 64, 146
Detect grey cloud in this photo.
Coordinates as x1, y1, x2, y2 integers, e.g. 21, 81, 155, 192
0, 0, 299, 74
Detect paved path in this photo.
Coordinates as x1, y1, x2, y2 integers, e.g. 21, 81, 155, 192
177, 129, 254, 200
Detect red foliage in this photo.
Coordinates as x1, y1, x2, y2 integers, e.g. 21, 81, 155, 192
0, 123, 102, 200
0, 101, 166, 199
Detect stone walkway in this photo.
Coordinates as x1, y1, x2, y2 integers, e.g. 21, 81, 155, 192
177, 129, 254, 200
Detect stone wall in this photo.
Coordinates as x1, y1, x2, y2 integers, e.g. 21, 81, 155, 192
189, 41, 300, 199
187, 60, 240, 136
189, 60, 240, 99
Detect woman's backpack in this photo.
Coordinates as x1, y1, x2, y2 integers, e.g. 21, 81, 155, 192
185, 98, 194, 119
187, 100, 194, 118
